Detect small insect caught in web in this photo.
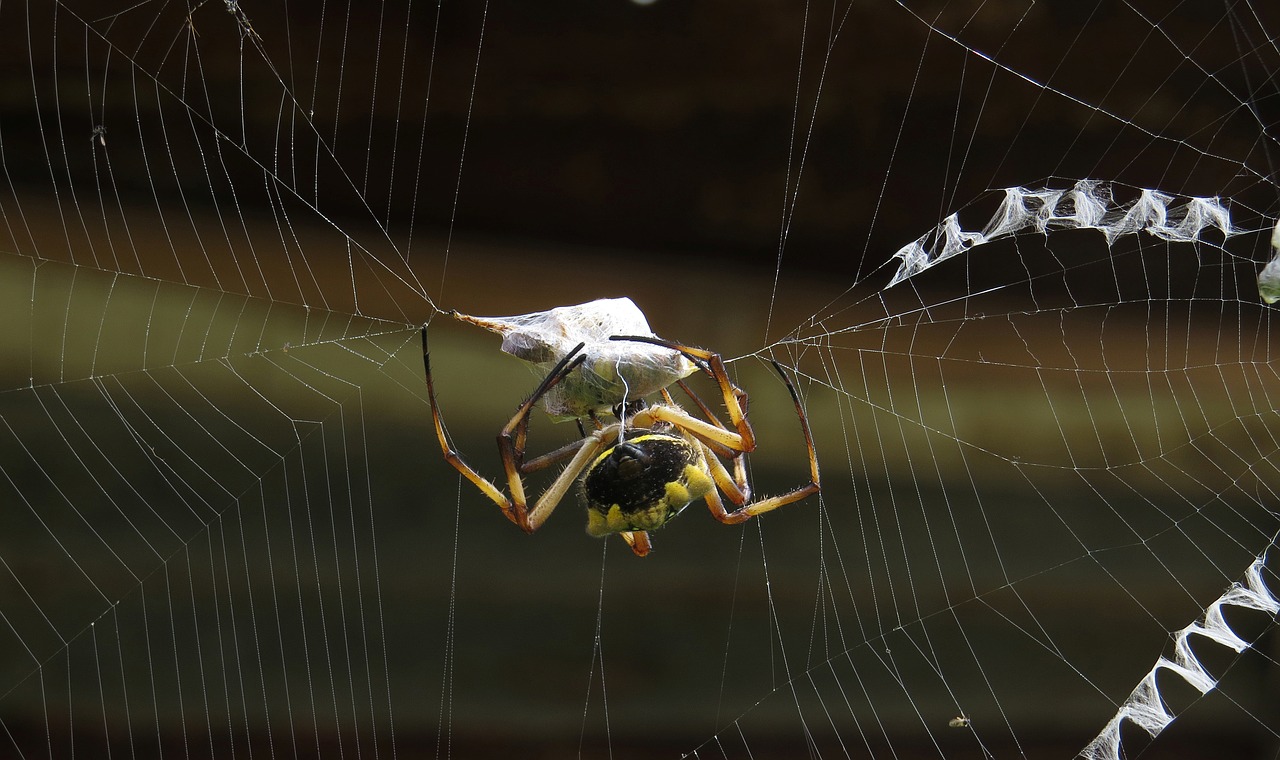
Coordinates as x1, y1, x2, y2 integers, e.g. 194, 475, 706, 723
91, 125, 106, 146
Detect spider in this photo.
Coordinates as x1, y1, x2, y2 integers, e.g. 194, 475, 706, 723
421, 326, 820, 557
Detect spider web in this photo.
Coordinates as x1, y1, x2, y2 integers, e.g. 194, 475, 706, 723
1, 1, 1278, 758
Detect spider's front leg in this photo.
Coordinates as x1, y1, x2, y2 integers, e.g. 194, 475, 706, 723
423, 327, 517, 516
609, 335, 756, 454
423, 326, 595, 533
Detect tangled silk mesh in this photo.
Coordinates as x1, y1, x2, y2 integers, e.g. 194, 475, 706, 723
889, 180, 1237, 288
449, 297, 697, 421
1081, 556, 1279, 760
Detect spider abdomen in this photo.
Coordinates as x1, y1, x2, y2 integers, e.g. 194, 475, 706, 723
582, 432, 712, 536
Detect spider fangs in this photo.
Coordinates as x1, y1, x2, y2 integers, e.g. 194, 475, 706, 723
422, 328, 820, 557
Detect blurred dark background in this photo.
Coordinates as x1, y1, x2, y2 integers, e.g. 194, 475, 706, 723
3, 0, 1277, 307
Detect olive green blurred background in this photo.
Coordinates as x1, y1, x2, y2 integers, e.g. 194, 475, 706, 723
3, 200, 1277, 759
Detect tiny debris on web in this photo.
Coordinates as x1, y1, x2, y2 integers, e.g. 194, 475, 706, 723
451, 297, 697, 421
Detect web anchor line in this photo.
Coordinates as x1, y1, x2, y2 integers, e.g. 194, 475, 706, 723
1079, 555, 1279, 760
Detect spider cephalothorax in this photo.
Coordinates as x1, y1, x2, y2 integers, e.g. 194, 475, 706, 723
422, 323, 820, 557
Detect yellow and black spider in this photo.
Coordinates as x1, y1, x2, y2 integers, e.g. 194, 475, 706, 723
421, 328, 820, 556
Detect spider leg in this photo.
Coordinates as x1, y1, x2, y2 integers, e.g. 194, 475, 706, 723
422, 327, 516, 517
662, 382, 750, 495
423, 326, 593, 532
770, 358, 821, 488
673, 378, 751, 497
673, 378, 721, 427
503, 343, 587, 472
495, 342, 589, 528
520, 436, 591, 473
697, 440, 749, 506
521, 429, 613, 532
634, 404, 749, 458
701, 360, 820, 523
610, 335, 755, 452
